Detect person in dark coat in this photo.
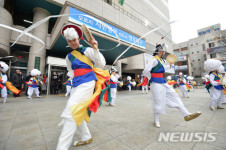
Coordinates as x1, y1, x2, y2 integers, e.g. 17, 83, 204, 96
50, 72, 60, 94
11, 69, 23, 97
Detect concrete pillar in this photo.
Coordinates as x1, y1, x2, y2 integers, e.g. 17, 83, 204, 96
27, 7, 50, 74
0, 7, 13, 56
115, 60, 122, 77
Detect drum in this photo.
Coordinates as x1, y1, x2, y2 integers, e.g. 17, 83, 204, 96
166, 54, 177, 64
221, 76, 226, 85
118, 81, 123, 87
132, 81, 136, 87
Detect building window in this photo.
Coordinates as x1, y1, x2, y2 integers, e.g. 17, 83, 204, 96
193, 60, 195, 62
194, 68, 196, 70
191, 44, 193, 46
192, 52, 194, 54
181, 47, 188, 51
197, 51, 199, 53
209, 42, 215, 48
196, 43, 198, 45
210, 53, 216, 58
173, 49, 180, 52
202, 44, 206, 51
198, 59, 200, 61
104, 0, 112, 5
182, 62, 187, 65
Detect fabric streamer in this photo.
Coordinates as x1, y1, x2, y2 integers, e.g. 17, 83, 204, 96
112, 21, 176, 66
11, 14, 121, 52
0, 24, 44, 49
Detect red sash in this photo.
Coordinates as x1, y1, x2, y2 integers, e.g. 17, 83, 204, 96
74, 69, 93, 77
151, 73, 163, 78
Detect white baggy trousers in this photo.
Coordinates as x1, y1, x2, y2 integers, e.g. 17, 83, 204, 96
210, 86, 224, 107
27, 87, 40, 97
56, 81, 95, 150
65, 85, 71, 96
110, 88, 117, 105
150, 83, 190, 116
142, 85, 148, 93
179, 85, 189, 97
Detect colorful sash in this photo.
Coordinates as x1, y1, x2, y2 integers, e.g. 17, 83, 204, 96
212, 73, 223, 90
69, 49, 110, 126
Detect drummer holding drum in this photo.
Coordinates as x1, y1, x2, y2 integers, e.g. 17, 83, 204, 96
143, 44, 201, 128
109, 67, 120, 106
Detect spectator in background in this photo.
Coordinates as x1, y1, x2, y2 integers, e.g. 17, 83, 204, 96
12, 69, 23, 97
42, 74, 48, 94
37, 74, 43, 94
50, 72, 60, 94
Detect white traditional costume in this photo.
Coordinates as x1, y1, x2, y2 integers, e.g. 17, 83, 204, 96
64, 72, 72, 97
57, 24, 106, 150
219, 66, 226, 104
141, 75, 148, 94
177, 72, 189, 98
109, 67, 120, 106
0, 62, 9, 103
143, 44, 201, 128
127, 76, 132, 91
204, 59, 224, 110
27, 69, 41, 99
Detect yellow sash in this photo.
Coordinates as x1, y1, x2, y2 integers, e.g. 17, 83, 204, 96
153, 56, 163, 65
71, 50, 94, 68
32, 77, 38, 83
212, 73, 222, 79
69, 50, 110, 126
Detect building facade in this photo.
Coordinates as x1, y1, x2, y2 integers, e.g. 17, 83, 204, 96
0, 0, 173, 82
173, 24, 226, 83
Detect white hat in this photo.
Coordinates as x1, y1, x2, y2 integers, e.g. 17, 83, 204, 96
67, 72, 71, 77
127, 76, 131, 81
179, 72, 183, 76
167, 76, 171, 80
110, 67, 117, 73
63, 28, 78, 40
187, 76, 192, 80
219, 65, 225, 74
204, 59, 222, 72
31, 69, 41, 76
0, 61, 9, 73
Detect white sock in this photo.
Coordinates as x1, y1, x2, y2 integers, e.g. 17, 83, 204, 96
154, 113, 159, 123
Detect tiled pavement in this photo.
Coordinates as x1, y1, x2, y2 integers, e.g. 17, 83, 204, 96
0, 88, 225, 150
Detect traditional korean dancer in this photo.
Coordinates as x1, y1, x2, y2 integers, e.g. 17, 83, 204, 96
63, 72, 72, 97
109, 67, 120, 106
57, 24, 107, 150
177, 72, 189, 98
0, 62, 9, 103
141, 75, 148, 94
143, 44, 201, 128
127, 76, 132, 91
27, 69, 41, 99
204, 59, 224, 110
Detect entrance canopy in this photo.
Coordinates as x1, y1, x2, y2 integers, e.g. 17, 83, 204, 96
46, 56, 66, 67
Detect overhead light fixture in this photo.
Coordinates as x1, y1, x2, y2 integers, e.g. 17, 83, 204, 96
24, 20, 33, 24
